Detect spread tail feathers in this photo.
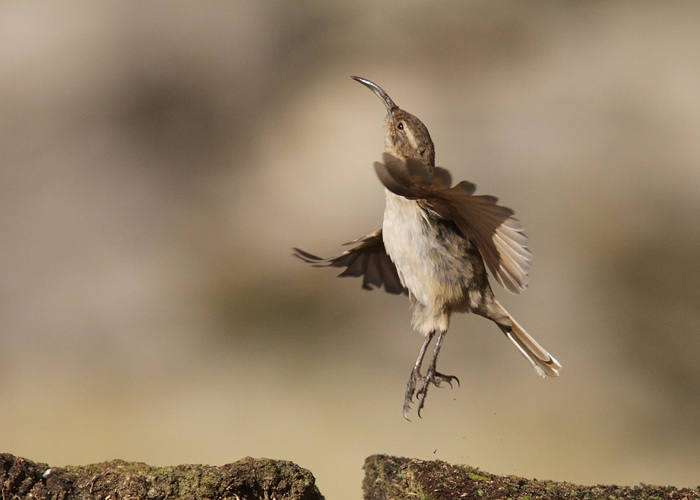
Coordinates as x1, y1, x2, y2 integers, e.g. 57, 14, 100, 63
493, 300, 561, 378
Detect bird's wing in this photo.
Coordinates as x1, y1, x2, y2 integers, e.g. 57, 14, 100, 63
292, 229, 407, 295
374, 153, 531, 294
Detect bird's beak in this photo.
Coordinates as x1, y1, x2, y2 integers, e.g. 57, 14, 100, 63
352, 76, 397, 118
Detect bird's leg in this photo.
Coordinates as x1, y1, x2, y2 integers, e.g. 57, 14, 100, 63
415, 330, 460, 417
403, 330, 435, 420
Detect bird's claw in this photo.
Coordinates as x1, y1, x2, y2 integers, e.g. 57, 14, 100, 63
434, 371, 460, 389
403, 369, 423, 420
404, 367, 459, 419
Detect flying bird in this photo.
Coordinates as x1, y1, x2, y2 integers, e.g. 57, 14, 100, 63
294, 77, 561, 419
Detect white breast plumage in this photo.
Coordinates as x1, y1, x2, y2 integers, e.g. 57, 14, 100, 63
382, 190, 440, 309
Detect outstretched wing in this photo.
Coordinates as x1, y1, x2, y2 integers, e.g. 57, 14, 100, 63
374, 153, 531, 293
293, 229, 407, 295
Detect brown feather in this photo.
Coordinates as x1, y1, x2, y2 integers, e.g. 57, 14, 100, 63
374, 154, 531, 293
292, 229, 407, 295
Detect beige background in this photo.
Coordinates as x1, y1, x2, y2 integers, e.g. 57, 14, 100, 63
1, 2, 700, 500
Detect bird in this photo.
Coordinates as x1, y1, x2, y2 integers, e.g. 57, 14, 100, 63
293, 76, 561, 419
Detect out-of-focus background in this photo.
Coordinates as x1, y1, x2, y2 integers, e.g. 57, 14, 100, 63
1, 2, 700, 499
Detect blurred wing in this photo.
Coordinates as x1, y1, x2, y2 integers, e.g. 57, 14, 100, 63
374, 153, 454, 196
436, 186, 531, 293
292, 229, 407, 295
374, 154, 531, 293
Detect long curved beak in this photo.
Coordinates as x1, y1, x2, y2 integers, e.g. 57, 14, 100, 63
351, 76, 397, 116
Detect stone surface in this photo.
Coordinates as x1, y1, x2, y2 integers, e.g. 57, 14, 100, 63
363, 455, 700, 500
0, 453, 324, 500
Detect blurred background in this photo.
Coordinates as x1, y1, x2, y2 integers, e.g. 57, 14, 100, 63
1, 2, 700, 498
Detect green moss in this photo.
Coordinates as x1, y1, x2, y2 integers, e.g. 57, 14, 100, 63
469, 473, 492, 482
363, 455, 700, 500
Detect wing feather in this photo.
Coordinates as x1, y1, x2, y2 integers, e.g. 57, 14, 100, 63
374, 154, 532, 293
292, 229, 407, 295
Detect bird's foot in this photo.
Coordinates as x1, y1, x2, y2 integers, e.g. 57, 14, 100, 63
415, 368, 460, 417
404, 367, 460, 419
403, 368, 423, 420
433, 371, 461, 389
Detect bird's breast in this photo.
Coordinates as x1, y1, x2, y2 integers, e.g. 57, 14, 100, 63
382, 190, 476, 309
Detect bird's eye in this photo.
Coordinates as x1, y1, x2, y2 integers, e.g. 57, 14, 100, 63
397, 122, 404, 130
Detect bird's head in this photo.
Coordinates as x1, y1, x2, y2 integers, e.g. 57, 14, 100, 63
352, 76, 435, 169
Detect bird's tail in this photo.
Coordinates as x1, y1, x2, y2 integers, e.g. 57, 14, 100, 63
492, 300, 561, 378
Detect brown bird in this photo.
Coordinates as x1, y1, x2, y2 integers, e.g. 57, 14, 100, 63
294, 76, 561, 419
